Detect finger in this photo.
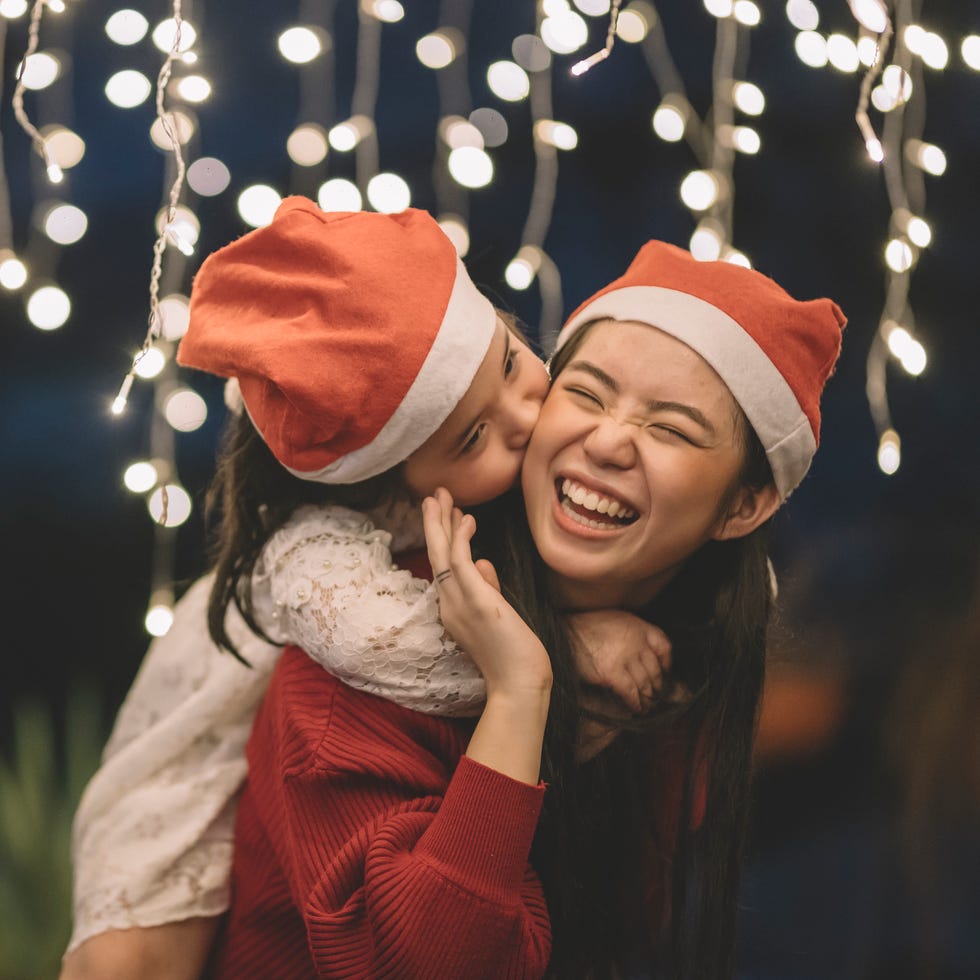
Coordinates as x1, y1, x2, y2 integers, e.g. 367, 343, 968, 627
638, 645, 665, 693
474, 558, 501, 593
625, 660, 656, 711
645, 626, 672, 671
610, 666, 642, 714
422, 497, 453, 585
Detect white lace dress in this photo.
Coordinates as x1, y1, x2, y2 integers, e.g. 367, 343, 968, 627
68, 503, 485, 953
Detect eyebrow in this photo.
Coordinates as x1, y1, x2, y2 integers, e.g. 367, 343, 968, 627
565, 359, 717, 436
452, 327, 512, 452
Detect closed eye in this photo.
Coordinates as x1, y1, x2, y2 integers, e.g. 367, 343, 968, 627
650, 424, 694, 444
566, 386, 603, 407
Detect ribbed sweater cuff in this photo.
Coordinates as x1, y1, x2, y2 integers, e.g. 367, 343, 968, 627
415, 756, 545, 904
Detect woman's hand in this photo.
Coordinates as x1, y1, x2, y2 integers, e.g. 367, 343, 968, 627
568, 609, 672, 714
422, 488, 552, 699
423, 488, 551, 785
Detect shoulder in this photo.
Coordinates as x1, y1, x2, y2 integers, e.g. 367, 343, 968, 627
259, 647, 472, 780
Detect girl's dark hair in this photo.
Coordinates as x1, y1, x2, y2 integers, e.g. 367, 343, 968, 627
473, 320, 775, 979
205, 412, 406, 661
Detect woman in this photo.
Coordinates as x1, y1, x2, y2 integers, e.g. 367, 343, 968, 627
208, 240, 844, 978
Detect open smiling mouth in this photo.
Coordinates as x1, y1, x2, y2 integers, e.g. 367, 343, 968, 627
555, 477, 639, 530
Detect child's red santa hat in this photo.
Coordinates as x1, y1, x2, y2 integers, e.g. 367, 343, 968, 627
177, 197, 497, 483
555, 241, 846, 499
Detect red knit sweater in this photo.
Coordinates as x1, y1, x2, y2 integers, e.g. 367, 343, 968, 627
212, 645, 552, 979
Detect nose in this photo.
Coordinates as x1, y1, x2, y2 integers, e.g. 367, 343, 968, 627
502, 386, 543, 449
583, 417, 638, 470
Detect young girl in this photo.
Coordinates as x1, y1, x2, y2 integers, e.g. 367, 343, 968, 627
65, 199, 667, 975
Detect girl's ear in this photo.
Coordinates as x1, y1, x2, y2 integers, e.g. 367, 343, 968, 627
712, 483, 781, 541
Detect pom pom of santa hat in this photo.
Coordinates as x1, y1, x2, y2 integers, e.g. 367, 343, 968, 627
177, 197, 497, 483
555, 241, 846, 499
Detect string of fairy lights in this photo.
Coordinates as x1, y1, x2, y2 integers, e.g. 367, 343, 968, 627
4, 0, 979, 636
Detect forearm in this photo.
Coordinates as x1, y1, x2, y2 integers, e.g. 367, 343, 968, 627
465, 686, 551, 785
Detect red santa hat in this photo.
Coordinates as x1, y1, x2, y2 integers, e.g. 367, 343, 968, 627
555, 241, 845, 499
177, 197, 497, 483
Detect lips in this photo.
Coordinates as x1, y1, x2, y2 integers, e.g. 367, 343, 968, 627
554, 476, 639, 532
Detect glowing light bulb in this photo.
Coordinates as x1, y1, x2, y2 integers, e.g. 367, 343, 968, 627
535, 120, 578, 150
733, 1, 761, 27
447, 146, 493, 188
0, 0, 29, 17
882, 64, 913, 103
145, 604, 175, 637
318, 178, 362, 212
148, 484, 192, 527
574, 0, 610, 15
329, 116, 372, 151
149, 111, 195, 149
48, 0, 65, 13
287, 124, 329, 166
237, 185, 282, 227
367, 173, 411, 213
152, 18, 196, 54
43, 204, 88, 245
540, 11, 588, 54
416, 31, 458, 69
487, 60, 530, 101
795, 31, 828, 68
877, 429, 900, 474
703, 0, 733, 17
884, 238, 914, 273
652, 98, 688, 142
158, 294, 191, 340
785, 0, 819, 31
438, 216, 470, 257
724, 248, 752, 268
42, 125, 85, 170
918, 31, 949, 70
105, 69, 152, 108
27, 285, 70, 330
124, 460, 159, 493
133, 346, 166, 379
370, 0, 404, 23
865, 137, 884, 163
962, 35, 980, 71
826, 33, 860, 72
0, 251, 28, 290
187, 157, 231, 197
156, 205, 200, 254
440, 117, 484, 149
679, 170, 721, 211
727, 125, 761, 154
847, 0, 888, 34
616, 4, 653, 43
105, 9, 149, 45
505, 247, 541, 290
176, 75, 211, 103
164, 388, 208, 432
899, 339, 927, 376
46, 162, 64, 184
906, 139, 946, 176
18, 52, 61, 90
857, 35, 880, 67
905, 216, 931, 248
871, 85, 897, 112
278, 26, 323, 64
732, 81, 765, 115
689, 222, 723, 261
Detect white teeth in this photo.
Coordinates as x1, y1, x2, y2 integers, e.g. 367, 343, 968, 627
560, 478, 635, 521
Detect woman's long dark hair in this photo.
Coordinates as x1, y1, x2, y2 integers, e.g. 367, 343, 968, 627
204, 413, 405, 662
473, 322, 776, 979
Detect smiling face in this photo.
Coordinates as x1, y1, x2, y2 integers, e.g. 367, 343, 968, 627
520, 319, 779, 610
403, 316, 550, 507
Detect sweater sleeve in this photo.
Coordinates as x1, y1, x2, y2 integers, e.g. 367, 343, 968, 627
252, 503, 487, 717
247, 647, 551, 979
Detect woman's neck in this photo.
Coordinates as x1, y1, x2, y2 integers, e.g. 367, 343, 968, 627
548, 566, 678, 612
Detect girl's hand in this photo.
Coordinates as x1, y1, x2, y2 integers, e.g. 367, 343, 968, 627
422, 488, 552, 699
568, 610, 672, 714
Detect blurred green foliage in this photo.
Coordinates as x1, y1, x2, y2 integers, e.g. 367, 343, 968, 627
0, 692, 104, 980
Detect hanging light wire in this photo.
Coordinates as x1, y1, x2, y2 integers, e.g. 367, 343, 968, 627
571, 0, 622, 76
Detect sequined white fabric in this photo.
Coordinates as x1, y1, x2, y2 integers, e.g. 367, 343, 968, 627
68, 503, 484, 952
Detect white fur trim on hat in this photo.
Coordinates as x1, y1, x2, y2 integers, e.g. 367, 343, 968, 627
286, 257, 497, 484
559, 285, 816, 498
